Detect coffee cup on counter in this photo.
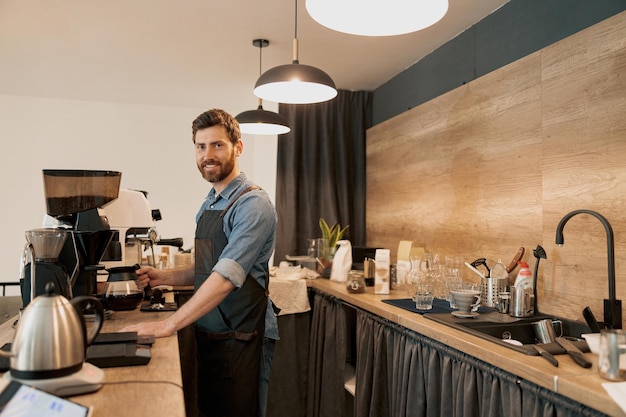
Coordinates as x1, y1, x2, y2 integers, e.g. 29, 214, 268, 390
451, 289, 480, 314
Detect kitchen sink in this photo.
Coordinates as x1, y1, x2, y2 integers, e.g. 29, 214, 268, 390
424, 311, 592, 355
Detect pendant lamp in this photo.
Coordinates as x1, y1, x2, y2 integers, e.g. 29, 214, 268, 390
236, 39, 291, 135
306, 0, 449, 37
254, 0, 337, 104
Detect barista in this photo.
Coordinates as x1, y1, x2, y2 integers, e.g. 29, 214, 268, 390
121, 108, 278, 417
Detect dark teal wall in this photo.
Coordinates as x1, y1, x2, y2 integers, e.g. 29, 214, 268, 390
372, 0, 626, 126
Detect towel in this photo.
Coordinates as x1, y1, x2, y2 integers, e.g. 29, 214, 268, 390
269, 278, 310, 316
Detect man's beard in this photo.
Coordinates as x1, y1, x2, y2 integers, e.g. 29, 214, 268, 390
198, 149, 236, 183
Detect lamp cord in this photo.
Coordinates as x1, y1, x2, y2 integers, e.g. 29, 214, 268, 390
294, 0, 298, 39
258, 42, 263, 76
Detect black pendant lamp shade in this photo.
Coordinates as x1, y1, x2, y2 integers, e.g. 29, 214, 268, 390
254, 52, 337, 104
236, 39, 291, 135
253, 0, 337, 104
237, 101, 291, 135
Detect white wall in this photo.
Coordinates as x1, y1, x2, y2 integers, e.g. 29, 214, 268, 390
0, 94, 277, 295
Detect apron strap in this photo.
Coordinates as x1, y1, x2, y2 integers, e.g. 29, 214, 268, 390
219, 185, 261, 218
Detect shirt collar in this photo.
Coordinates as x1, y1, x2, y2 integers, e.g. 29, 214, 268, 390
207, 172, 247, 204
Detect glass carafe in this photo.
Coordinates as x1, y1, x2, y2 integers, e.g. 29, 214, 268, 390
423, 253, 447, 299
405, 255, 434, 310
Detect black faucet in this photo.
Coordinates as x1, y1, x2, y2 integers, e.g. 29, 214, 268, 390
555, 209, 622, 329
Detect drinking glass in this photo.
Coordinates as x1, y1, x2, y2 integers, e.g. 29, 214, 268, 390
415, 283, 434, 310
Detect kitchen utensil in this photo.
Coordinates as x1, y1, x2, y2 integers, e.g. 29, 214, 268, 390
496, 291, 510, 313
533, 344, 559, 367
556, 337, 593, 368
490, 260, 508, 280
506, 247, 525, 273
20, 228, 72, 307
464, 262, 485, 280
532, 319, 563, 343
582, 306, 603, 333
471, 258, 490, 277
482, 260, 508, 308
103, 264, 144, 310
0, 281, 105, 395
510, 286, 534, 317
480, 277, 502, 308
531, 245, 547, 313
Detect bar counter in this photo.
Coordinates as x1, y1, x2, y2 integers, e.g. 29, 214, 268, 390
0, 307, 185, 417
307, 279, 625, 417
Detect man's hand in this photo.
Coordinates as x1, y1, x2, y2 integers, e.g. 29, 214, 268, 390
121, 319, 176, 338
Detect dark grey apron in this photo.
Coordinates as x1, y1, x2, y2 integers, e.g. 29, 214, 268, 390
194, 186, 267, 417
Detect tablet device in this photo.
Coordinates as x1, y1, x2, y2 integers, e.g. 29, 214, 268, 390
0, 379, 92, 417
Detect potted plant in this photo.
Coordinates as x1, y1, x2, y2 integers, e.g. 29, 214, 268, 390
317, 218, 349, 277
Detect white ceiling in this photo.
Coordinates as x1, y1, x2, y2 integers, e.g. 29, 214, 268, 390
0, 0, 509, 114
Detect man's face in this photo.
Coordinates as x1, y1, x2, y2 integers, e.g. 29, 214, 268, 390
194, 125, 241, 185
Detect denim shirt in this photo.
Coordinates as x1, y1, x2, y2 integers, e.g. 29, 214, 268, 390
195, 173, 279, 340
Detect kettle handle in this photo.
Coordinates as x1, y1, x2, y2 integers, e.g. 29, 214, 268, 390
71, 296, 104, 347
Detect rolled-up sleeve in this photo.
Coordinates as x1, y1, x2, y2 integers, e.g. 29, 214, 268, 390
212, 190, 277, 288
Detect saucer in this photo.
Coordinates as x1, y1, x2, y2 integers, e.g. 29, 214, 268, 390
451, 311, 479, 318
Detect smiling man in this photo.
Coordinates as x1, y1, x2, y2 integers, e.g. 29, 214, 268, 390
122, 108, 278, 417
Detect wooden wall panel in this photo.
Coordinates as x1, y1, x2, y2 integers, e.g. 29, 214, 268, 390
366, 11, 626, 323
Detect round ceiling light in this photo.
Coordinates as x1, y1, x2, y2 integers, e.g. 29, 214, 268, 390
254, 59, 337, 104
236, 104, 291, 135
236, 39, 291, 135
305, 0, 449, 37
254, 0, 337, 104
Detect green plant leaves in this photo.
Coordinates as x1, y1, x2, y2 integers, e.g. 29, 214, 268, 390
319, 217, 349, 249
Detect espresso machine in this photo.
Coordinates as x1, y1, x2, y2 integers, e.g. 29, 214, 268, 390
100, 188, 159, 268
100, 188, 184, 269
39, 169, 121, 298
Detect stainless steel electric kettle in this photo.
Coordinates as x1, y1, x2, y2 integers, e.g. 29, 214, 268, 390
0, 282, 104, 380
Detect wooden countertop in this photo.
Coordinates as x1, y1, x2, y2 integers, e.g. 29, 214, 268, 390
307, 278, 626, 417
0, 307, 185, 417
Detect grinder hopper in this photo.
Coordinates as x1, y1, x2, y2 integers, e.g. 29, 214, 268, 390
42, 170, 121, 296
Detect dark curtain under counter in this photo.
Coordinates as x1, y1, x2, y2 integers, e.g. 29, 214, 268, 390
279, 288, 610, 417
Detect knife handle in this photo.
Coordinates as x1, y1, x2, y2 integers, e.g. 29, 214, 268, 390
540, 351, 559, 367
569, 351, 592, 368
506, 247, 525, 273
582, 306, 603, 333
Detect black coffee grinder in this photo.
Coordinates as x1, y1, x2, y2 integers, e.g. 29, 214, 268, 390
42, 169, 121, 297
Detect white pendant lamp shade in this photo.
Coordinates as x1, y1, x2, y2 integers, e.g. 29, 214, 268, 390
236, 39, 291, 135
237, 102, 291, 135
254, 0, 337, 104
306, 0, 449, 37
